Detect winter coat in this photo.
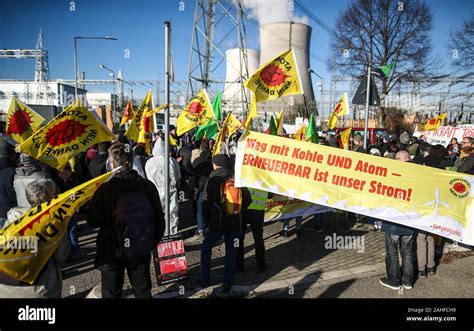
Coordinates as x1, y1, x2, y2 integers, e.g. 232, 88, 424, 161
145, 140, 181, 227
0, 207, 70, 298
13, 166, 51, 208
203, 166, 251, 233
457, 155, 474, 175
0, 158, 16, 220
87, 169, 165, 267
192, 151, 213, 196
88, 152, 108, 178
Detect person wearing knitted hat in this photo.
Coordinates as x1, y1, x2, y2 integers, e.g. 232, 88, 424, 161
0, 137, 17, 228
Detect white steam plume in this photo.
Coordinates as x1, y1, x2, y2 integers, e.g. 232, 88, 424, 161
240, 0, 308, 25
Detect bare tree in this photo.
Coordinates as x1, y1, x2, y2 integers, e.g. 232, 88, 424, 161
449, 12, 474, 70
328, 0, 436, 123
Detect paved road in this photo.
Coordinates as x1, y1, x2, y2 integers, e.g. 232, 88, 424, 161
256, 255, 474, 298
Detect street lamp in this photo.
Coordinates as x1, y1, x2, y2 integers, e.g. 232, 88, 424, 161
98, 64, 117, 117
73, 36, 117, 101
309, 68, 324, 121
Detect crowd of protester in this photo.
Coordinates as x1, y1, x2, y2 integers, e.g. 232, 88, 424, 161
0, 124, 473, 297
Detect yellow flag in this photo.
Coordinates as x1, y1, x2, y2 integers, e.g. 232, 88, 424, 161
6, 97, 45, 144
176, 89, 214, 136
17, 99, 115, 171
120, 100, 135, 127
125, 90, 153, 144
212, 113, 242, 157
169, 134, 178, 147
0, 169, 118, 284
328, 92, 349, 129
244, 48, 303, 102
417, 113, 447, 131
276, 110, 284, 136
212, 126, 227, 157
227, 113, 243, 138
146, 103, 168, 118
294, 125, 306, 141
340, 127, 351, 150
245, 95, 258, 130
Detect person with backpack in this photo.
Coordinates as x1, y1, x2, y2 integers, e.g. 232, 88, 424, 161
199, 154, 251, 295
87, 143, 165, 298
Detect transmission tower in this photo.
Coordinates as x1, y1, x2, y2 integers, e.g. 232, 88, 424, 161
34, 29, 53, 105
186, 0, 250, 116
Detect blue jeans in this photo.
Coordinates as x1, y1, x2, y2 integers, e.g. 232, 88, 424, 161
68, 214, 80, 256
196, 191, 205, 231
282, 216, 303, 231
384, 233, 414, 286
200, 229, 240, 288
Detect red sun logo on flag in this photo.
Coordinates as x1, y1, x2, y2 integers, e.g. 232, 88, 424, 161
428, 118, 436, 125
45, 119, 89, 147
188, 102, 204, 114
6, 107, 32, 136
259, 65, 288, 87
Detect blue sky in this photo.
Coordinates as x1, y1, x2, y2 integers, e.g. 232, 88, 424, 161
0, 0, 472, 100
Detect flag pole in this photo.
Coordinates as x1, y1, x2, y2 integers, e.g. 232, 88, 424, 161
363, 66, 371, 150
164, 21, 171, 236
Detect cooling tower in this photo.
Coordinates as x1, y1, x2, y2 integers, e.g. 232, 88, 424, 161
222, 48, 260, 115
259, 22, 315, 121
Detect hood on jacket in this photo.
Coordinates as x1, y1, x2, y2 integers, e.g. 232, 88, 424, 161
15, 165, 43, 177
152, 137, 165, 158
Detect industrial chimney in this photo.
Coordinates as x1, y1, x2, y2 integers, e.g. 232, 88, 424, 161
223, 48, 260, 115
259, 21, 315, 121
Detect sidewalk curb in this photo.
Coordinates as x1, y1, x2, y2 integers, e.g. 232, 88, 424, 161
152, 263, 386, 299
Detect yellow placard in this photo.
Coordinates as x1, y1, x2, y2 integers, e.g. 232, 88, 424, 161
0, 170, 117, 284
235, 131, 474, 245
17, 99, 115, 171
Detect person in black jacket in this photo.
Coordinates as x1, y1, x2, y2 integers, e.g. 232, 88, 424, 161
192, 141, 213, 236
0, 137, 17, 228
199, 154, 250, 295
87, 143, 165, 298
88, 141, 111, 178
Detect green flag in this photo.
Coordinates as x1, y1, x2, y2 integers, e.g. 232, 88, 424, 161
373, 63, 395, 79
195, 119, 219, 140
268, 115, 277, 136
305, 113, 319, 144
211, 91, 222, 121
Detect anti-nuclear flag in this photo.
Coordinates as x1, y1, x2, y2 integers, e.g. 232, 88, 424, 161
417, 113, 447, 131
328, 93, 349, 129
340, 128, 351, 150
245, 95, 258, 130
276, 110, 284, 136
120, 100, 135, 127
0, 169, 119, 284
176, 89, 214, 136
212, 113, 242, 157
244, 49, 303, 102
235, 131, 474, 245
17, 100, 115, 171
6, 97, 45, 144
125, 90, 153, 145
294, 125, 306, 141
